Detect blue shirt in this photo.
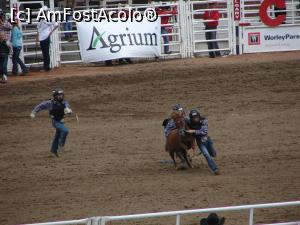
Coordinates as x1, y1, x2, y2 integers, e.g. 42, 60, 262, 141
11, 26, 23, 47
32, 100, 70, 115
164, 116, 190, 137
164, 119, 176, 137
186, 117, 208, 137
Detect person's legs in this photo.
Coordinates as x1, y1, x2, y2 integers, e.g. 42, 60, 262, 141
2, 54, 8, 77
64, 22, 72, 39
196, 138, 218, 173
125, 58, 132, 64
67, 22, 72, 38
205, 27, 215, 58
207, 136, 217, 157
0, 55, 5, 82
63, 22, 69, 38
0, 54, 9, 82
16, 47, 28, 73
51, 128, 60, 156
105, 60, 112, 66
12, 47, 19, 75
210, 30, 221, 56
52, 120, 69, 147
119, 58, 132, 64
13, 46, 28, 74
0, 56, 3, 74
51, 120, 69, 155
57, 123, 69, 147
44, 38, 51, 71
161, 27, 170, 53
40, 41, 47, 70
118, 58, 125, 65
40, 37, 51, 71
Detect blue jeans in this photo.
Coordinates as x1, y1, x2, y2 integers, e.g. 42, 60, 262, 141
196, 137, 218, 172
0, 54, 8, 76
161, 27, 170, 53
12, 47, 28, 75
51, 120, 69, 153
206, 136, 217, 157
63, 22, 72, 38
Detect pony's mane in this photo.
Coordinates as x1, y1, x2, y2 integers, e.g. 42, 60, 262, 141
170, 111, 184, 120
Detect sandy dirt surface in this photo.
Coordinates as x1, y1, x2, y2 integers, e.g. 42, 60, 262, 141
0, 52, 299, 225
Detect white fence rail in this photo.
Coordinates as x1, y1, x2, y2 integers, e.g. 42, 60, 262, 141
189, 0, 234, 56
24, 201, 300, 225
57, 0, 235, 62
11, 0, 236, 68
9, 0, 300, 68
259, 223, 300, 225
58, 2, 184, 64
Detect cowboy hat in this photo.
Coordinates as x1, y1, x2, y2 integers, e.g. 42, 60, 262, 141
200, 213, 225, 225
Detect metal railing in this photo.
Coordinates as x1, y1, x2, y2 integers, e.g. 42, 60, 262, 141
12, 0, 300, 67
57, 2, 183, 64
24, 201, 300, 225
12, 0, 236, 67
189, 0, 234, 56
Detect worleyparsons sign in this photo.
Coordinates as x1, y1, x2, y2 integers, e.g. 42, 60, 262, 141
243, 26, 300, 53
77, 19, 161, 62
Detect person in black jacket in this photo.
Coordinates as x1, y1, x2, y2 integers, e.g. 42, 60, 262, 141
30, 89, 73, 157
186, 109, 220, 175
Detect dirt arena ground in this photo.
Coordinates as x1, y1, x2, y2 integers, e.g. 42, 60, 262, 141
0, 52, 299, 225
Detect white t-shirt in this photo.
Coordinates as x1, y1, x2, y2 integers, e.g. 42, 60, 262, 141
37, 20, 58, 41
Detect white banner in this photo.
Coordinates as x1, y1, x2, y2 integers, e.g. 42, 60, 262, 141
243, 26, 300, 53
77, 19, 161, 62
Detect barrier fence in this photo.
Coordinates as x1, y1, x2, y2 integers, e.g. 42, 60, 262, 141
8, 0, 300, 68
10, 0, 236, 68
58, 2, 184, 64
189, 0, 233, 56
24, 201, 300, 225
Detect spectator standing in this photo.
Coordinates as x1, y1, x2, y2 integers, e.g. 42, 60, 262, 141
58, 2, 73, 41
203, 2, 221, 58
157, 6, 177, 54
0, 9, 12, 82
11, 20, 28, 75
63, 2, 74, 42
36, 6, 59, 72
63, 14, 73, 42
0, 32, 11, 83
0, 9, 12, 42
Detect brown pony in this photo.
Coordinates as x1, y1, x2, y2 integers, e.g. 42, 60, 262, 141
165, 111, 195, 169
